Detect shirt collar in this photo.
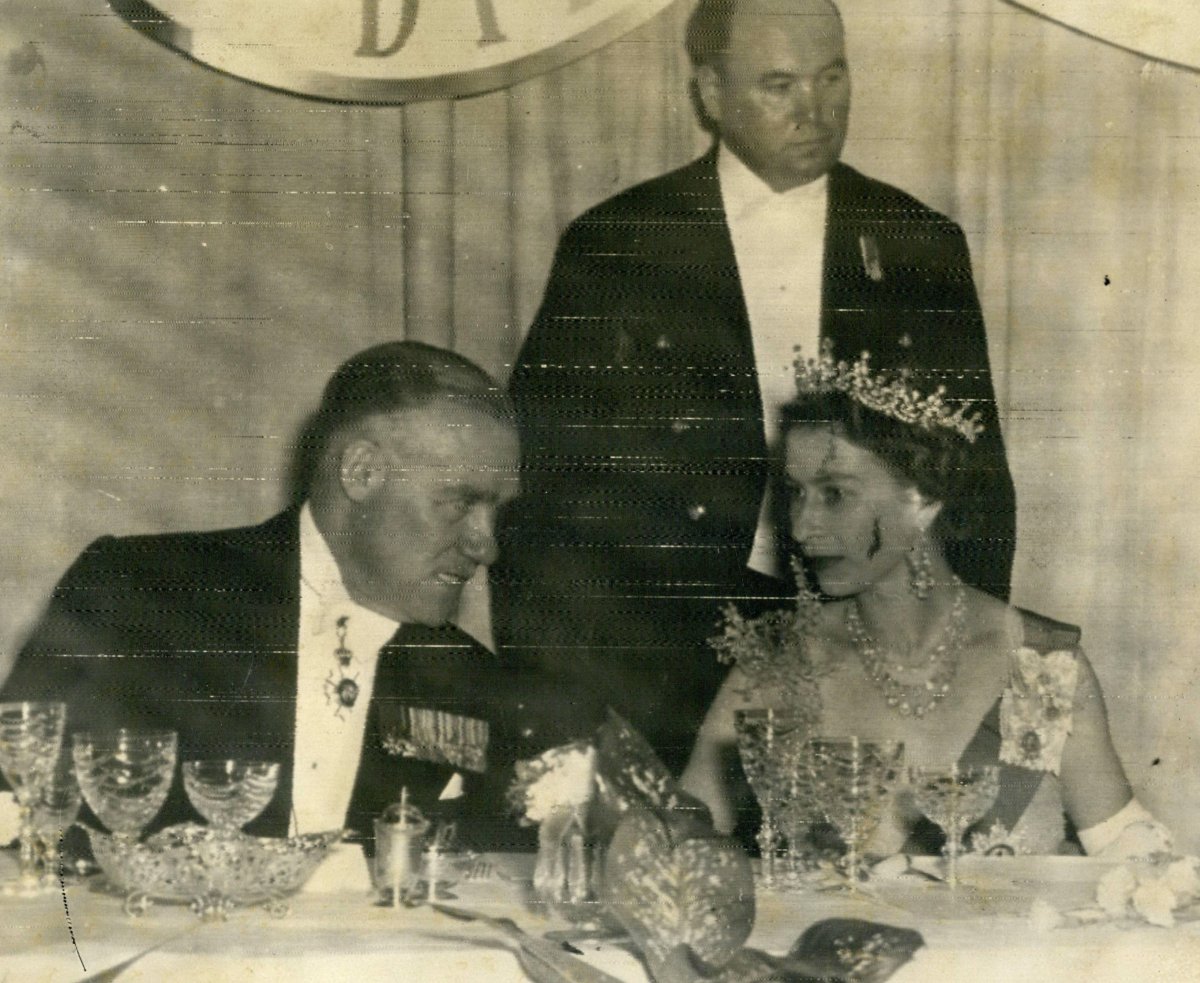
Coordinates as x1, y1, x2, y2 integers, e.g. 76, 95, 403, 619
717, 143, 828, 221
299, 502, 399, 639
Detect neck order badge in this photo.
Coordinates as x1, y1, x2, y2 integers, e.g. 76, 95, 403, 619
111, 0, 679, 102
326, 615, 361, 717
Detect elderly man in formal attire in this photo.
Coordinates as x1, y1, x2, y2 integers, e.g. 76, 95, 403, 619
494, 0, 1016, 773
1, 341, 538, 851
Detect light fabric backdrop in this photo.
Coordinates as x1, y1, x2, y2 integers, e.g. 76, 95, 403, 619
2, 0, 1198, 847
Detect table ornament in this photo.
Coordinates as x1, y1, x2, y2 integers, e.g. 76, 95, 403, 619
601, 802, 756, 974
513, 713, 922, 981
79, 821, 342, 919
600, 800, 922, 983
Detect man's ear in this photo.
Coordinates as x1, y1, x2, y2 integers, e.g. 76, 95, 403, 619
338, 438, 383, 503
695, 65, 724, 127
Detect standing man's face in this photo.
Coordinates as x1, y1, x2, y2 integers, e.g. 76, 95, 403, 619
698, 0, 850, 192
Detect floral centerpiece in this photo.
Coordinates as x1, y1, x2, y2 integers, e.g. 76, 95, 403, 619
505, 712, 923, 982
509, 741, 598, 915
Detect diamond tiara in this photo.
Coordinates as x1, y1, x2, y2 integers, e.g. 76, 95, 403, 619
793, 340, 985, 443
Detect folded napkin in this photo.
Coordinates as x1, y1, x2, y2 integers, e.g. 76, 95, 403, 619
649, 919, 924, 983
302, 841, 371, 894
789, 918, 924, 982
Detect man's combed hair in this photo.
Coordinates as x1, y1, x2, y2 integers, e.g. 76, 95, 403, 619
685, 0, 844, 68
316, 340, 514, 432
779, 389, 982, 544
290, 340, 514, 498
685, 0, 738, 68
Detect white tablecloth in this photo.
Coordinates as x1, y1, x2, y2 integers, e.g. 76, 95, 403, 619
4, 853, 1200, 982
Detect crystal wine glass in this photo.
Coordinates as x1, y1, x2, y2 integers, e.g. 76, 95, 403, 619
0, 701, 67, 894
734, 709, 812, 886
31, 750, 81, 878
72, 729, 177, 844
776, 737, 827, 878
182, 760, 280, 834
908, 764, 1000, 888
805, 737, 905, 885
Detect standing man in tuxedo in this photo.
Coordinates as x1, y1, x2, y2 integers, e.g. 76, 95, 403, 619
2, 341, 537, 851
495, 0, 1016, 773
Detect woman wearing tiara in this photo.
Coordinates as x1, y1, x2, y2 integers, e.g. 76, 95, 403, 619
681, 344, 1169, 859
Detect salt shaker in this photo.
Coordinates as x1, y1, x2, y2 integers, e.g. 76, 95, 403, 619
372, 792, 429, 907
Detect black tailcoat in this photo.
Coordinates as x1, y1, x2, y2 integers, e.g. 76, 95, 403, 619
2, 509, 540, 851
495, 152, 1016, 772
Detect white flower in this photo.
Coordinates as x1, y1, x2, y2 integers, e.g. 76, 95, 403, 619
1096, 865, 1137, 916
524, 746, 597, 824
1132, 878, 1177, 928
1162, 856, 1200, 903
1030, 898, 1064, 932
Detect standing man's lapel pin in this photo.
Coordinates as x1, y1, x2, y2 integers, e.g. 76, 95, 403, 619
859, 234, 884, 282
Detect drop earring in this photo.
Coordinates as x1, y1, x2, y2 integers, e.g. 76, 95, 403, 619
907, 537, 934, 600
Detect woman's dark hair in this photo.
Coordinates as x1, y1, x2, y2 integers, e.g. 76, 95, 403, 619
778, 389, 982, 544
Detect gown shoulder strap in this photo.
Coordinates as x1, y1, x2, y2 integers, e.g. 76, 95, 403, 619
1015, 607, 1081, 653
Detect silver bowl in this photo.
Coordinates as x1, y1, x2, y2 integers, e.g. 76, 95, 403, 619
82, 823, 343, 918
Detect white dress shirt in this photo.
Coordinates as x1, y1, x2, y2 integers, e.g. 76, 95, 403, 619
718, 145, 828, 577
292, 504, 399, 834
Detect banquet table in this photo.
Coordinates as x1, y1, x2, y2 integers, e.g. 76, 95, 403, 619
4, 851, 1200, 983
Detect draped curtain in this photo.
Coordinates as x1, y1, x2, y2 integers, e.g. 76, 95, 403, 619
2, 0, 1198, 846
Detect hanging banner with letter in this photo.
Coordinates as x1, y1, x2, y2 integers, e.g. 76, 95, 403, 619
111, 0, 682, 103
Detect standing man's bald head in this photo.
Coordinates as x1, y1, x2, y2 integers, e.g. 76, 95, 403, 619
688, 0, 850, 191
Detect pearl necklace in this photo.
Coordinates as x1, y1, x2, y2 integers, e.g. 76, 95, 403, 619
845, 580, 967, 719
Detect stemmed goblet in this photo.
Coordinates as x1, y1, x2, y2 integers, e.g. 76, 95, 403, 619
181, 759, 280, 913
31, 750, 82, 878
182, 760, 280, 835
72, 730, 178, 846
734, 708, 810, 886
908, 764, 1000, 888
0, 701, 67, 894
805, 737, 905, 886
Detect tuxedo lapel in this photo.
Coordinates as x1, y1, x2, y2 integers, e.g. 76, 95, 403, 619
668, 149, 758, 368
212, 508, 302, 836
